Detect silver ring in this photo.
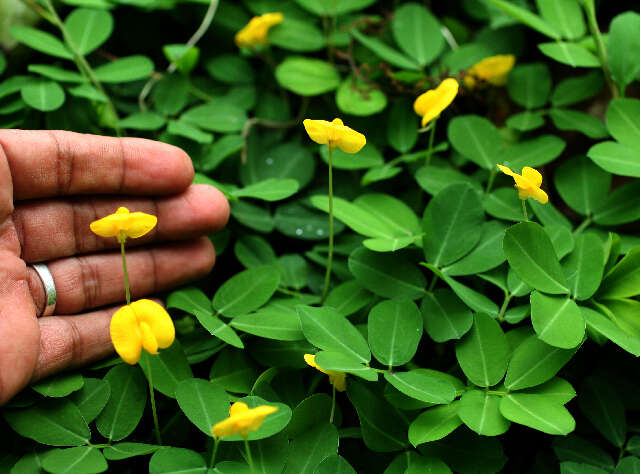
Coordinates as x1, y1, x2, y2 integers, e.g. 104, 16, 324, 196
32, 263, 56, 317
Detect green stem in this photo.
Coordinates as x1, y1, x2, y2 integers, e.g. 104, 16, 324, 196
244, 438, 255, 474
485, 169, 497, 194
320, 146, 335, 304
120, 240, 131, 305
145, 356, 162, 445
209, 438, 220, 469
522, 200, 529, 222
329, 384, 336, 424
428, 275, 439, 292
426, 118, 437, 165
40, 0, 122, 135
573, 216, 592, 235
583, 0, 618, 97
497, 292, 512, 323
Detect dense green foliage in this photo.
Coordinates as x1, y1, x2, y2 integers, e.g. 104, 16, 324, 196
1, 0, 640, 472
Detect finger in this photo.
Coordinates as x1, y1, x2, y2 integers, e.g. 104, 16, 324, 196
14, 183, 229, 263
31, 305, 116, 381
27, 237, 215, 315
0, 130, 194, 200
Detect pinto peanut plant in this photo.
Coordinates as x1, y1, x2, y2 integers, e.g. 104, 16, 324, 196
1, 1, 640, 473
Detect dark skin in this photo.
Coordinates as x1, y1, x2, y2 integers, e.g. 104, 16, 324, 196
0, 130, 229, 405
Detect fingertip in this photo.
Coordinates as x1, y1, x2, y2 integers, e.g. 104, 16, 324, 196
196, 236, 216, 277
189, 183, 230, 234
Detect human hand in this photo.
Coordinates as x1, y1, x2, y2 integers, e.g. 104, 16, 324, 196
0, 130, 229, 405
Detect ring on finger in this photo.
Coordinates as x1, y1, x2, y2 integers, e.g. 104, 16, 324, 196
31, 263, 57, 317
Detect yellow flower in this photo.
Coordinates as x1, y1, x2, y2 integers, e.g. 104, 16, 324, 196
497, 164, 549, 204
304, 354, 346, 392
90, 207, 157, 244
413, 78, 459, 127
464, 54, 516, 89
303, 118, 366, 154
211, 402, 278, 439
235, 12, 283, 48
110, 299, 175, 365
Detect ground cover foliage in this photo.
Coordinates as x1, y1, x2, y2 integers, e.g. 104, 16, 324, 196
1, 0, 640, 472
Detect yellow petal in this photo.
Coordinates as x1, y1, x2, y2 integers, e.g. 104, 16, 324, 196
211, 417, 238, 438
235, 12, 283, 48
229, 401, 249, 416
122, 212, 157, 239
414, 78, 459, 127
139, 321, 158, 355
528, 186, 549, 204
304, 353, 318, 369
521, 166, 542, 188
89, 207, 157, 241
468, 55, 515, 86
329, 373, 347, 392
110, 305, 142, 365
211, 403, 278, 438
89, 207, 130, 238
497, 164, 516, 177
303, 119, 331, 146
336, 127, 366, 154
131, 299, 175, 349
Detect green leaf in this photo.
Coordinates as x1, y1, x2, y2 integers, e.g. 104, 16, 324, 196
274, 202, 336, 239
384, 371, 456, 404
315, 351, 378, 381
213, 265, 280, 317
443, 221, 507, 276
415, 164, 483, 197
530, 291, 585, 349
507, 63, 551, 108
579, 376, 626, 447
550, 109, 608, 139
175, 378, 229, 437
593, 181, 640, 226
551, 70, 604, 107
199, 134, 244, 173
335, 76, 387, 116
455, 313, 509, 387
505, 335, 578, 390
42, 447, 107, 474
232, 178, 299, 202
425, 429, 507, 474
350, 29, 419, 71
408, 402, 462, 446
485, 0, 560, 39
139, 340, 193, 398
563, 234, 605, 300
3, 399, 90, 446
149, 448, 207, 474
21, 80, 65, 112
555, 156, 612, 216
588, 141, 640, 177
250, 433, 289, 474
597, 299, 640, 339
287, 394, 333, 439
499, 393, 575, 435
269, 17, 325, 52
69, 378, 110, 423
195, 313, 244, 348
538, 42, 600, 68
606, 98, 640, 149
10, 26, 72, 59
275, 56, 340, 96
181, 101, 247, 133
458, 390, 510, 436
368, 299, 422, 366
64, 8, 113, 55
283, 424, 339, 474
347, 380, 408, 452
210, 348, 258, 393
117, 112, 166, 131
553, 435, 615, 471
28, 64, 84, 82
503, 222, 569, 294
234, 235, 277, 269
294, 0, 375, 15
319, 142, 384, 170
536, 0, 585, 39
348, 247, 427, 300
599, 247, 640, 298
506, 111, 546, 132
231, 300, 304, 341
484, 188, 531, 222
32, 373, 83, 398
387, 99, 418, 153
421, 288, 473, 342
324, 282, 373, 318
93, 55, 154, 82
608, 11, 640, 90
423, 183, 484, 267
167, 120, 213, 144
297, 305, 371, 363
163, 44, 199, 74
314, 455, 357, 474
95, 364, 147, 441
423, 263, 499, 316
153, 73, 189, 115
103, 442, 161, 461
502, 134, 566, 170
582, 306, 640, 356
240, 142, 315, 188
68, 83, 108, 102
205, 54, 253, 83
391, 2, 444, 66
167, 286, 212, 315
448, 115, 503, 169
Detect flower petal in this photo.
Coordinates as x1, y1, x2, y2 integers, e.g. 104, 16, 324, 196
139, 321, 158, 355
303, 119, 330, 146
521, 166, 543, 187
414, 78, 459, 127
131, 299, 175, 349
123, 212, 158, 239
497, 164, 516, 177
110, 305, 142, 365
336, 127, 366, 154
